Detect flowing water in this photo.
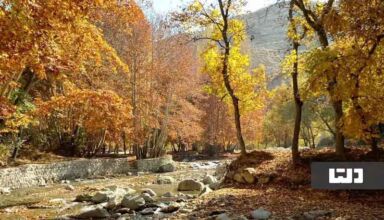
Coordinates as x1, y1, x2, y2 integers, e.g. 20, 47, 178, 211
0, 161, 224, 219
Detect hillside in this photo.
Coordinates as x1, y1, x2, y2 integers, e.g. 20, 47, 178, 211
242, 3, 290, 88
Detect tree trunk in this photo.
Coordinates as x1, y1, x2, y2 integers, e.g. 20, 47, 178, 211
289, 3, 303, 164
332, 100, 345, 157
293, 0, 345, 158
218, 0, 247, 155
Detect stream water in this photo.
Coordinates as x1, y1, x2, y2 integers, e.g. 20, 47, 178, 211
0, 160, 226, 220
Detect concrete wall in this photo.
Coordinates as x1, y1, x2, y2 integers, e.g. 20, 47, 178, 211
0, 158, 133, 189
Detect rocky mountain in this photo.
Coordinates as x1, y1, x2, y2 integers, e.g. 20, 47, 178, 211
241, 3, 290, 88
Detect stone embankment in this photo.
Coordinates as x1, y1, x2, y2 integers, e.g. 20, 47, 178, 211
0, 156, 175, 189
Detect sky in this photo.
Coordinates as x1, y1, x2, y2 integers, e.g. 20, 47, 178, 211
152, 0, 278, 15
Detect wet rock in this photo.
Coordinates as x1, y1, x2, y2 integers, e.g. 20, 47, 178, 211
186, 194, 196, 199
124, 187, 137, 195
250, 208, 271, 220
158, 163, 176, 173
214, 163, 228, 179
178, 179, 204, 191
92, 190, 114, 204
116, 208, 131, 214
75, 194, 93, 202
176, 198, 187, 203
141, 188, 157, 197
162, 192, 174, 198
106, 196, 122, 210
303, 210, 332, 220
76, 206, 110, 219
111, 213, 122, 218
121, 195, 145, 210
140, 207, 158, 215
160, 205, 180, 213
141, 193, 155, 203
156, 176, 176, 184
209, 181, 221, 190
203, 175, 217, 185
199, 186, 213, 197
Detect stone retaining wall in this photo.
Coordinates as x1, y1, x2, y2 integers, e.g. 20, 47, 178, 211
136, 155, 175, 172
0, 158, 133, 189
0, 156, 177, 189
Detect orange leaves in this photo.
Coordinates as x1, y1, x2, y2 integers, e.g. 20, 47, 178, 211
34, 89, 132, 141
0, 97, 15, 120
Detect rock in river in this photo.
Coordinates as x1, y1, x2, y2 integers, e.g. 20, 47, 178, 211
156, 176, 175, 184
75, 206, 110, 219
121, 195, 146, 210
178, 179, 204, 191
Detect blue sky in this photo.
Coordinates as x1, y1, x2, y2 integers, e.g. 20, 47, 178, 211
153, 0, 278, 14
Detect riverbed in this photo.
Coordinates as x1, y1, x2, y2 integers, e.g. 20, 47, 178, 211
0, 160, 226, 219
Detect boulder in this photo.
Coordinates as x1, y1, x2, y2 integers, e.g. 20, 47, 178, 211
141, 188, 157, 197
76, 206, 110, 219
92, 191, 114, 204
250, 208, 271, 220
160, 205, 180, 213
106, 197, 121, 210
116, 208, 131, 214
75, 194, 93, 202
199, 186, 213, 197
178, 179, 204, 191
123, 187, 136, 195
162, 192, 174, 198
121, 195, 145, 210
214, 163, 228, 179
203, 175, 217, 185
141, 193, 155, 203
233, 168, 257, 184
241, 168, 257, 184
209, 181, 221, 190
158, 163, 176, 173
156, 176, 176, 184
140, 207, 158, 215
233, 173, 245, 183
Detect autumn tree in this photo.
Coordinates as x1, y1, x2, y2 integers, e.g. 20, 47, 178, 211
175, 0, 267, 155
321, 0, 384, 153
291, 0, 346, 158
0, 0, 141, 159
